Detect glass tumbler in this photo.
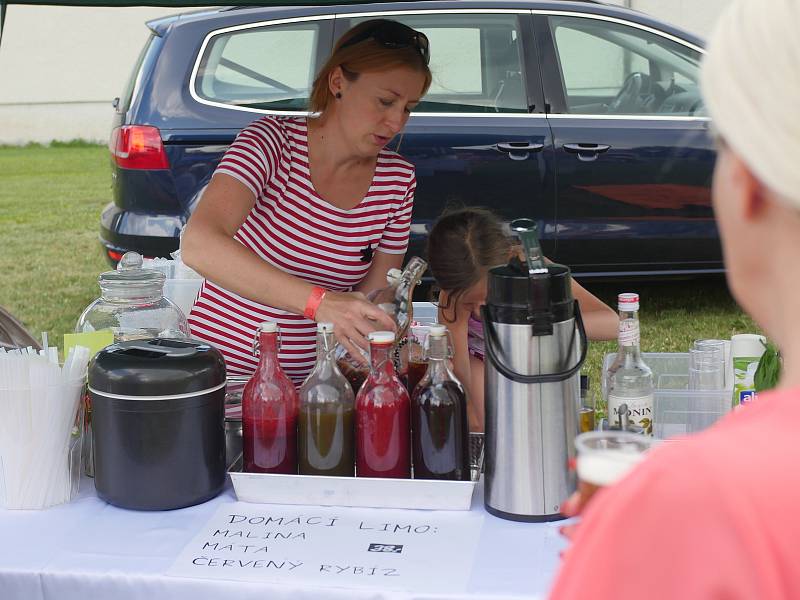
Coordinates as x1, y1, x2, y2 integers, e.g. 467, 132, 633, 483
688, 346, 724, 390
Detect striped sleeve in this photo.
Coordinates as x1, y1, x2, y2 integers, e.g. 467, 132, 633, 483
378, 173, 415, 255
214, 117, 285, 197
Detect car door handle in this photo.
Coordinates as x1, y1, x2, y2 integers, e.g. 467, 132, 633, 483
563, 143, 611, 162
496, 141, 545, 153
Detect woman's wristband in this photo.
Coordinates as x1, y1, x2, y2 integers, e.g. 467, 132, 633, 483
303, 286, 327, 320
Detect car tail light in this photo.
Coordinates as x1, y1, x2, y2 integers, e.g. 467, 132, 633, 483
109, 125, 169, 169
107, 249, 155, 263
107, 249, 125, 262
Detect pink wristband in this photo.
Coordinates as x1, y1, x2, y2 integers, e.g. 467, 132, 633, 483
303, 286, 327, 320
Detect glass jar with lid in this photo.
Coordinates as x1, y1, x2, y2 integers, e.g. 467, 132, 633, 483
76, 252, 191, 341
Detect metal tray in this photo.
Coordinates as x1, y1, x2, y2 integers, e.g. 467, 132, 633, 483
228, 433, 484, 511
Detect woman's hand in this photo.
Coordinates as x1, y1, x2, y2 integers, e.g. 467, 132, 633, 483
315, 291, 397, 363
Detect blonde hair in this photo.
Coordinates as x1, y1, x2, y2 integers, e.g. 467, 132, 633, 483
308, 20, 433, 115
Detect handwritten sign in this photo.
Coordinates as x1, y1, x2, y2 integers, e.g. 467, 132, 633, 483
167, 501, 484, 593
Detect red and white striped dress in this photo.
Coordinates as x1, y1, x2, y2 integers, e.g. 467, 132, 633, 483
188, 116, 416, 384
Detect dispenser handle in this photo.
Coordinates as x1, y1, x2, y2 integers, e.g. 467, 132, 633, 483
482, 300, 588, 384
510, 219, 547, 275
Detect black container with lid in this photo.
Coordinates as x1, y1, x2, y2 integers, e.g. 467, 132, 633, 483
485, 259, 575, 331
88, 338, 227, 510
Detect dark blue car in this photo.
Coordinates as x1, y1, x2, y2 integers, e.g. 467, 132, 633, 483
102, 0, 720, 278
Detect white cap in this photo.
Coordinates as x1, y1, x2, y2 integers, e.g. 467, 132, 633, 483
317, 322, 334, 333
428, 324, 447, 337
617, 293, 639, 311
731, 334, 767, 358
258, 321, 279, 333
368, 331, 395, 344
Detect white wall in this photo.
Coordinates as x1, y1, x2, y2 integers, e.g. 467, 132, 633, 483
0, 5, 185, 144
0, 1, 732, 145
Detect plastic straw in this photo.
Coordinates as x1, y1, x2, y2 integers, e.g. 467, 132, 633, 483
0, 343, 90, 509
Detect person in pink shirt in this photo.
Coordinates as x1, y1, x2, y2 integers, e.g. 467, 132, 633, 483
548, 0, 800, 598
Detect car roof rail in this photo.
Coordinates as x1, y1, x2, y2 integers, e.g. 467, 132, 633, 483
220, 0, 604, 12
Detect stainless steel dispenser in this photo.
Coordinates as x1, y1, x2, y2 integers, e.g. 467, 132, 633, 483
482, 219, 587, 521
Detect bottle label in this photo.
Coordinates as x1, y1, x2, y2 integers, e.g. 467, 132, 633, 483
732, 355, 761, 407
608, 393, 653, 435
618, 319, 640, 347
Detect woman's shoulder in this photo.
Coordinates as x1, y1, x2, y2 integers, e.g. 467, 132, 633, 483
240, 115, 305, 145
376, 147, 416, 184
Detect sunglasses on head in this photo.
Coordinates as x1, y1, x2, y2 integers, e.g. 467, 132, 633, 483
340, 20, 430, 65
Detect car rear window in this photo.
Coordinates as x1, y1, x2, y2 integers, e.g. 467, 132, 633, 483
119, 33, 156, 113
194, 20, 329, 111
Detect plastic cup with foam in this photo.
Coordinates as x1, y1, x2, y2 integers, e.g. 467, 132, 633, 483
575, 430, 655, 488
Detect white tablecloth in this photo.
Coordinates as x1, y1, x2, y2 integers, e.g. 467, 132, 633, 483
0, 477, 566, 600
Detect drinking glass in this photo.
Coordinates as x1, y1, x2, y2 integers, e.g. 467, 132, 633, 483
579, 381, 596, 433
693, 339, 726, 352
688, 346, 724, 390
692, 339, 728, 387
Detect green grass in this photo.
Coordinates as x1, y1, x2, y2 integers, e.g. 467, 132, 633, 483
0, 144, 759, 393
581, 278, 757, 394
0, 144, 109, 348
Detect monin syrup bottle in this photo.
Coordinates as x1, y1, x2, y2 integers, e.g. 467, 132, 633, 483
605, 293, 654, 435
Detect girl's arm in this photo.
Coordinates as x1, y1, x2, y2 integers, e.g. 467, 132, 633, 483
571, 278, 618, 341
532, 250, 617, 341
467, 354, 486, 433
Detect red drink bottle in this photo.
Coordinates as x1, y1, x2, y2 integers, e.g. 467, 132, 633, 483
242, 322, 299, 474
356, 331, 411, 478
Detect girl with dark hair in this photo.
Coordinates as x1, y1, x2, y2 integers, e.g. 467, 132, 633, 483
182, 20, 432, 383
427, 207, 617, 431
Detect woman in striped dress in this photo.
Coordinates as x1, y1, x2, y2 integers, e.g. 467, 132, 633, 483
182, 20, 432, 383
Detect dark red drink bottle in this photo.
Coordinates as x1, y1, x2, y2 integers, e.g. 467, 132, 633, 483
356, 331, 410, 478
411, 325, 470, 481
242, 322, 299, 474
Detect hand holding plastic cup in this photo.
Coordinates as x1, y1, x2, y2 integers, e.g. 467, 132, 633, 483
570, 430, 655, 513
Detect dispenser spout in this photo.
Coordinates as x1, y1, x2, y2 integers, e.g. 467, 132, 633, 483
510, 219, 547, 275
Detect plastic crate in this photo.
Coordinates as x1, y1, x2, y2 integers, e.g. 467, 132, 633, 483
411, 301, 438, 325
602, 352, 732, 440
